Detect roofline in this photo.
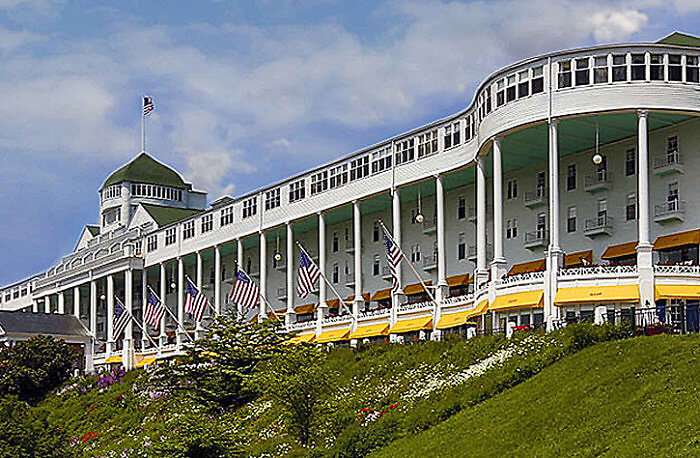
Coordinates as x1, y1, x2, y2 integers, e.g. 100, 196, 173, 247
99, 152, 193, 191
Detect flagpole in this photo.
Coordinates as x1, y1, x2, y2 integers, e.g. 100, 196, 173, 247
184, 274, 218, 317
147, 285, 194, 342
234, 263, 282, 322
113, 296, 158, 349
141, 95, 146, 153
377, 219, 439, 310
295, 241, 355, 320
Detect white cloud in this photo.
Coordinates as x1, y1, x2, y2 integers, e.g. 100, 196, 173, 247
587, 9, 648, 42
0, 27, 43, 54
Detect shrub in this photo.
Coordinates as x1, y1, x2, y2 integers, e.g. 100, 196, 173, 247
0, 396, 68, 457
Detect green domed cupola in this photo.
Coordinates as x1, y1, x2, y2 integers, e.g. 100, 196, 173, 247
101, 153, 188, 190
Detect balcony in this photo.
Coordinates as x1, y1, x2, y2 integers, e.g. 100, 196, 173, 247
422, 217, 437, 235
344, 239, 356, 254
422, 252, 438, 271
654, 200, 686, 223
345, 271, 355, 287
467, 244, 493, 262
382, 265, 393, 281
276, 286, 287, 300
653, 152, 683, 175
584, 171, 612, 193
524, 230, 548, 250
524, 189, 546, 208
584, 215, 613, 237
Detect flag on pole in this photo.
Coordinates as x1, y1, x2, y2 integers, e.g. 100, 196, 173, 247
383, 231, 403, 293
143, 96, 154, 116
144, 292, 166, 328
113, 297, 132, 340
185, 279, 209, 322
229, 269, 260, 312
296, 251, 320, 299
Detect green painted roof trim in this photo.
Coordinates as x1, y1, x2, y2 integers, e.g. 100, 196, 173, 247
141, 203, 204, 227
101, 153, 189, 190
86, 225, 100, 236
657, 32, 700, 48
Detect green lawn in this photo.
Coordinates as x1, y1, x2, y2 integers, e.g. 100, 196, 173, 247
372, 335, 700, 457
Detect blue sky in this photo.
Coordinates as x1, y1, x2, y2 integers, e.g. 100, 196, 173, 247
1, 0, 699, 285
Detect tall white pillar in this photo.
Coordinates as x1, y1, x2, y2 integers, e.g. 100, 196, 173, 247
317, 212, 327, 330
73, 286, 81, 318
476, 156, 488, 284
195, 251, 204, 337
259, 231, 267, 322
353, 201, 363, 317
141, 269, 149, 348
124, 269, 134, 369
44, 296, 50, 313
545, 119, 563, 330
436, 175, 447, 289
159, 263, 167, 345
391, 188, 403, 328
57, 291, 65, 314
106, 274, 114, 354
286, 223, 294, 327
32, 299, 38, 313
236, 238, 244, 319
637, 110, 654, 308
176, 257, 184, 347
214, 246, 221, 315
491, 137, 507, 281
89, 280, 97, 341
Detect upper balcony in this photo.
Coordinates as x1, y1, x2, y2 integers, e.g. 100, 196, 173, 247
653, 152, 683, 175
422, 216, 437, 235
584, 215, 613, 237
524, 189, 546, 208
422, 252, 438, 271
584, 171, 612, 193
345, 271, 356, 287
524, 230, 548, 250
654, 200, 686, 223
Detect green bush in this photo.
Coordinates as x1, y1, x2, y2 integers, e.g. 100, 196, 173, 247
0, 396, 68, 457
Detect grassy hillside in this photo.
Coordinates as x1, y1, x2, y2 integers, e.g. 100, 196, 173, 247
373, 334, 700, 457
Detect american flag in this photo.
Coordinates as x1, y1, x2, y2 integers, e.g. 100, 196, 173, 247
229, 269, 260, 312
383, 231, 403, 293
296, 251, 320, 299
184, 280, 209, 322
143, 96, 154, 116
113, 297, 132, 340
144, 292, 166, 328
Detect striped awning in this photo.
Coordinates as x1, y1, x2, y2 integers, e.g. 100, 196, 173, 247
404, 281, 433, 295
654, 229, 700, 251
349, 323, 390, 339
287, 333, 316, 344
490, 291, 544, 312
316, 328, 351, 343
371, 288, 392, 301
655, 284, 700, 300
446, 274, 471, 287
507, 259, 545, 275
555, 285, 639, 305
564, 250, 593, 267
601, 241, 637, 260
389, 316, 433, 334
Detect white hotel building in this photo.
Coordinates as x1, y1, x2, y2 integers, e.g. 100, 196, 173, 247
2, 32, 700, 370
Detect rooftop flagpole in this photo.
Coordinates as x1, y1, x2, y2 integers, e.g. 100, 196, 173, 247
141, 95, 146, 153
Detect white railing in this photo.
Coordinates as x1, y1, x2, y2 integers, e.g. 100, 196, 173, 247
441, 293, 474, 306
358, 308, 390, 319
422, 253, 438, 269
584, 215, 613, 232
584, 170, 611, 187
323, 314, 353, 324
524, 189, 546, 205
558, 264, 637, 278
654, 200, 686, 217
654, 264, 700, 276
653, 152, 682, 169
524, 230, 548, 245
398, 300, 434, 313
289, 320, 316, 331
500, 271, 545, 285
35, 250, 128, 289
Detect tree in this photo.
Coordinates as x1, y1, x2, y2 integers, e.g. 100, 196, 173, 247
251, 344, 334, 447
0, 396, 68, 458
0, 335, 78, 404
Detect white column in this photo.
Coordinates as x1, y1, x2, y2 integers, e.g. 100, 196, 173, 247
491, 137, 507, 281
32, 299, 38, 313
159, 263, 167, 345
259, 231, 267, 322
176, 257, 184, 347
73, 286, 80, 318
436, 175, 447, 289
141, 269, 149, 348
89, 280, 97, 341
57, 290, 65, 314
195, 251, 204, 337
391, 188, 402, 329
637, 109, 654, 308
44, 296, 50, 313
476, 156, 488, 280
317, 212, 327, 328
106, 274, 114, 354
214, 246, 221, 315
353, 201, 363, 317
285, 223, 294, 326
123, 269, 134, 370
545, 119, 563, 330
236, 238, 244, 319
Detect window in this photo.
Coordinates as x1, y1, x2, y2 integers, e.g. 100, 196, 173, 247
567, 207, 577, 233
597, 199, 608, 221
310, 171, 328, 195
220, 206, 234, 226
650, 54, 663, 80
289, 180, 305, 203
350, 155, 370, 181
558, 60, 572, 88
536, 213, 546, 237
687, 56, 699, 82
457, 233, 466, 260
625, 148, 636, 176
242, 197, 257, 218
418, 130, 438, 157
594, 55, 608, 83
667, 135, 679, 155
507, 179, 518, 200
506, 74, 516, 101
536, 171, 546, 197
165, 228, 176, 246
668, 181, 679, 204
102, 185, 121, 201
147, 235, 157, 252
575, 57, 590, 85
183, 221, 195, 239
373, 221, 380, 242
371, 146, 392, 174
330, 164, 348, 189
332, 263, 339, 283
411, 244, 421, 263
458, 195, 466, 220
517, 70, 529, 98
631, 54, 645, 80
332, 232, 339, 253
395, 138, 415, 165
496, 79, 505, 106
668, 55, 682, 81
464, 116, 473, 141
443, 123, 460, 149
626, 193, 637, 221
102, 208, 121, 226
373, 255, 380, 276
612, 54, 627, 82
566, 164, 576, 191
531, 66, 544, 93
506, 218, 518, 239
265, 188, 281, 210
201, 214, 213, 233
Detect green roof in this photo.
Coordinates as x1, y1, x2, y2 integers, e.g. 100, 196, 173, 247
657, 32, 700, 48
86, 225, 100, 236
101, 153, 188, 190
141, 203, 203, 227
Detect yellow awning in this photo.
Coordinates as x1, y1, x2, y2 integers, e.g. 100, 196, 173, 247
295, 303, 316, 314
104, 355, 122, 364
404, 281, 433, 295
389, 316, 433, 334
349, 323, 390, 339
326, 299, 340, 309
371, 288, 392, 301
287, 333, 316, 344
601, 241, 638, 260
555, 285, 639, 305
490, 291, 544, 312
316, 328, 351, 343
200, 350, 219, 358
655, 284, 700, 300
135, 357, 157, 368
345, 293, 371, 303
564, 250, 593, 267
654, 229, 700, 251
507, 259, 545, 275
446, 274, 471, 287
436, 311, 477, 329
